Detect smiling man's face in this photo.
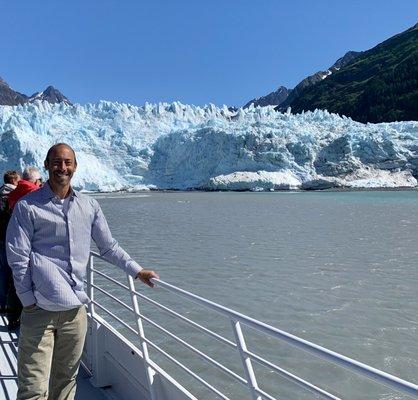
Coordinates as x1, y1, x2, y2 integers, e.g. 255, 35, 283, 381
44, 144, 77, 189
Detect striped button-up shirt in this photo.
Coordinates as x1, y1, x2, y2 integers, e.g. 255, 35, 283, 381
6, 182, 142, 309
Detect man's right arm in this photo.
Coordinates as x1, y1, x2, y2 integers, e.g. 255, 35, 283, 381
6, 201, 36, 306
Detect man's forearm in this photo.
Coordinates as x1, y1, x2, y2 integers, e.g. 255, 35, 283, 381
9, 262, 36, 306
99, 242, 142, 277
6, 201, 35, 306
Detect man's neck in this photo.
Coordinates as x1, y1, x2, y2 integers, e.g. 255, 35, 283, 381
47, 180, 72, 199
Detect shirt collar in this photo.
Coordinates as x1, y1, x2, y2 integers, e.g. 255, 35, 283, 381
41, 181, 79, 200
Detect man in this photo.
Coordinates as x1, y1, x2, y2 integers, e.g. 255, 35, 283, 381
6, 143, 159, 400
0, 170, 21, 312
5, 167, 43, 330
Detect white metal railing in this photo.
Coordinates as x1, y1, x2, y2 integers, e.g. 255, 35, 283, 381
86, 251, 418, 400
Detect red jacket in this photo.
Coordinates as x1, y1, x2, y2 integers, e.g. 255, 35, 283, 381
8, 180, 39, 210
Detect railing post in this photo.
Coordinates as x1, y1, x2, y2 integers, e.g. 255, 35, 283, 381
87, 255, 95, 317
231, 319, 262, 400
127, 274, 156, 400
85, 255, 95, 376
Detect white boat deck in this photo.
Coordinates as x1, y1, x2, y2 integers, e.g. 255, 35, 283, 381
0, 314, 109, 400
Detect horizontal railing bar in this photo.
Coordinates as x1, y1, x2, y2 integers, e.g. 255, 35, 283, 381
245, 349, 341, 400
90, 268, 130, 292
151, 278, 418, 398
144, 337, 231, 400
89, 264, 236, 349
134, 308, 247, 386
90, 283, 134, 313
131, 288, 236, 349
91, 301, 139, 337
150, 277, 253, 321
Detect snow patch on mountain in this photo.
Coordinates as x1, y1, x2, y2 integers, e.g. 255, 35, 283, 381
321, 70, 332, 80
0, 100, 417, 191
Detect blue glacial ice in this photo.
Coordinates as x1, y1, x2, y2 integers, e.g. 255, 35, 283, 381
0, 100, 417, 191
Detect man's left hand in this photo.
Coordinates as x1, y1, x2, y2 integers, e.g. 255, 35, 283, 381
136, 269, 159, 287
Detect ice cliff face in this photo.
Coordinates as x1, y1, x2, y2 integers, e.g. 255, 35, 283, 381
0, 100, 417, 191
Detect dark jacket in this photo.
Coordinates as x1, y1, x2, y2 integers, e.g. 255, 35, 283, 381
0, 183, 16, 242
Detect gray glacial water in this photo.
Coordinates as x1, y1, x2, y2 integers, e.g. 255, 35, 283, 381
92, 191, 418, 400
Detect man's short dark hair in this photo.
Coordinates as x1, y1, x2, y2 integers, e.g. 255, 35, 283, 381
3, 170, 20, 184
45, 143, 77, 165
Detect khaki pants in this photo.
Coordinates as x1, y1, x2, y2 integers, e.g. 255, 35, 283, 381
17, 306, 87, 400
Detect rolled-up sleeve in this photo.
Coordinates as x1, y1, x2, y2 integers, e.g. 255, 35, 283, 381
6, 201, 37, 306
91, 200, 142, 277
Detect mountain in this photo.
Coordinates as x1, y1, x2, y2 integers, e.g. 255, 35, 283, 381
244, 86, 291, 108
243, 51, 362, 110
28, 86, 71, 105
283, 24, 418, 122
0, 77, 71, 106
0, 101, 417, 191
278, 51, 362, 110
0, 77, 28, 105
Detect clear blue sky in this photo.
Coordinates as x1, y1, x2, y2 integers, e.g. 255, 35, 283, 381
0, 0, 417, 107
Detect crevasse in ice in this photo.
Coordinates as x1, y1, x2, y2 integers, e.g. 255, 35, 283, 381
0, 100, 417, 191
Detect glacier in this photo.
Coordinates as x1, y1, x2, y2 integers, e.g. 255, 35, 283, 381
0, 100, 417, 192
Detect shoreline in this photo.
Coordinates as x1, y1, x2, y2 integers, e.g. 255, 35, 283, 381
86, 186, 418, 195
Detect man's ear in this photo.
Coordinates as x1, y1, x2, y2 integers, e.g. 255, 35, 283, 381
44, 160, 48, 171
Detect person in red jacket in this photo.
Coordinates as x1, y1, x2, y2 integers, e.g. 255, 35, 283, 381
8, 168, 43, 210
6, 166, 42, 330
